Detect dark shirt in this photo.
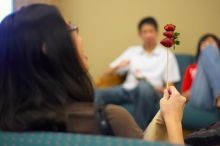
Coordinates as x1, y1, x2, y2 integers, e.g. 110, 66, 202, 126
66, 103, 143, 139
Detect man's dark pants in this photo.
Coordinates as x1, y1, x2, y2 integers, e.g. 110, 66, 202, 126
95, 80, 160, 130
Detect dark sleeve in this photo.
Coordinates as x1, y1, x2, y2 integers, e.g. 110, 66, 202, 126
105, 104, 143, 139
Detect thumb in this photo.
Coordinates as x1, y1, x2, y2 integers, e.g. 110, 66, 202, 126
169, 86, 180, 95
163, 89, 170, 100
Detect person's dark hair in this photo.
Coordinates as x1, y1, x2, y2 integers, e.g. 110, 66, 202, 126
196, 33, 220, 61
0, 4, 94, 131
138, 17, 158, 31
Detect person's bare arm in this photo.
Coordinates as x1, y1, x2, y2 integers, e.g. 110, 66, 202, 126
165, 116, 184, 144
105, 67, 119, 75
160, 86, 186, 145
105, 60, 130, 75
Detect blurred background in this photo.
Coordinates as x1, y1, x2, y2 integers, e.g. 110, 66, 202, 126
3, 0, 220, 78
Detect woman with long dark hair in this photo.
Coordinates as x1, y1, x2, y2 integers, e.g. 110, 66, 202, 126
0, 4, 94, 131
0, 4, 186, 144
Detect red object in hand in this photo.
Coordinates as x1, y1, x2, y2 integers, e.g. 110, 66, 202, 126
163, 31, 174, 38
160, 38, 174, 48
164, 24, 176, 31
161, 24, 180, 49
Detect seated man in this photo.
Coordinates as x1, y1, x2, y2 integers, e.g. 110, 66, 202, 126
95, 17, 180, 129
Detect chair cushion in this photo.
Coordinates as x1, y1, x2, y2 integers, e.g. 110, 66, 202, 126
183, 105, 220, 130
0, 132, 183, 146
175, 54, 195, 91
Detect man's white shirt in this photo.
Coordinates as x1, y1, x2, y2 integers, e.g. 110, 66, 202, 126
110, 44, 181, 90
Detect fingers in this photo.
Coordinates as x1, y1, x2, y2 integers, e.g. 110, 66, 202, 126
163, 89, 170, 100
168, 86, 180, 95
162, 86, 184, 103
181, 95, 187, 103
168, 86, 187, 104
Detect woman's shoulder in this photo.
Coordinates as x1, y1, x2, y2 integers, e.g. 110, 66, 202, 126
105, 104, 143, 139
105, 104, 128, 115
105, 104, 136, 122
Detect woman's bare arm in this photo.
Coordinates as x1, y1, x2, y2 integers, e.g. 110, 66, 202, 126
160, 86, 186, 145
165, 117, 184, 144
104, 60, 130, 75
104, 67, 119, 75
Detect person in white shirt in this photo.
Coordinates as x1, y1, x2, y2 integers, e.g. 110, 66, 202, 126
95, 17, 180, 129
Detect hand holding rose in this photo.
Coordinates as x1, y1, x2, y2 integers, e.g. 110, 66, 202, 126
160, 86, 186, 144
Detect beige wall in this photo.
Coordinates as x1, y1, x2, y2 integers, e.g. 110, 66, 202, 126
13, 0, 60, 11
62, 0, 219, 78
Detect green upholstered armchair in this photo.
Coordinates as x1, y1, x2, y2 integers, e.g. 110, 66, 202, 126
175, 54, 195, 91
0, 132, 185, 146
96, 54, 195, 116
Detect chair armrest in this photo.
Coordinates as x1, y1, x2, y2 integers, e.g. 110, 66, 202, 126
96, 74, 125, 88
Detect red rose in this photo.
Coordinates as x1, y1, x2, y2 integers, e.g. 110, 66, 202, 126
160, 38, 174, 48
164, 24, 176, 31
163, 31, 174, 38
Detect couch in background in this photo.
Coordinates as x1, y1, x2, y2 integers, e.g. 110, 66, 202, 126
96, 54, 195, 137
96, 54, 195, 116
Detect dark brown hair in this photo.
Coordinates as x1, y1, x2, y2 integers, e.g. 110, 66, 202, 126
0, 4, 94, 131
196, 34, 220, 61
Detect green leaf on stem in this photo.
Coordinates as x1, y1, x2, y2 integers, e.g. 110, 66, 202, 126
175, 40, 180, 45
